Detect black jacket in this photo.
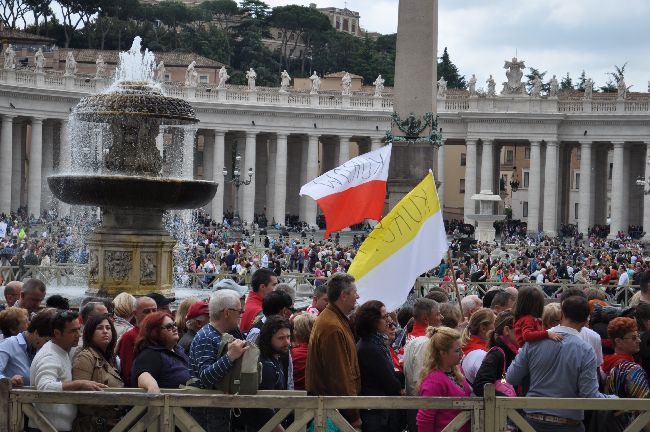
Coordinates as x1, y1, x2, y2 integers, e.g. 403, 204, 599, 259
356, 337, 403, 396
472, 337, 517, 396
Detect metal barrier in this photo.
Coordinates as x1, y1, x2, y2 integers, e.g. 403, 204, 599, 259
3, 379, 650, 432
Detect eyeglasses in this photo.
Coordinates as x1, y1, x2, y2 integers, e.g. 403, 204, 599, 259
161, 323, 177, 331
620, 333, 641, 341
227, 308, 244, 315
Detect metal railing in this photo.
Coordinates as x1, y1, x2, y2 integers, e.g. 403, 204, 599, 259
3, 379, 650, 432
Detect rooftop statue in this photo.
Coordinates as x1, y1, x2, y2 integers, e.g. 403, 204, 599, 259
310, 71, 321, 94
437, 76, 447, 98
501, 56, 526, 95
246, 68, 257, 91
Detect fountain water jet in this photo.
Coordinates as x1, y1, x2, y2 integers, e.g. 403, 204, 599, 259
48, 37, 217, 298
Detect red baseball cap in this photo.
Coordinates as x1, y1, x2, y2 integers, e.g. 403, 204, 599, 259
185, 301, 209, 320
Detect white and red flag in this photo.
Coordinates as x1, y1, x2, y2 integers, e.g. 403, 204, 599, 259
299, 143, 392, 239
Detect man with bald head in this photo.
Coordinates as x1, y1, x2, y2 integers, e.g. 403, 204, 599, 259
116, 296, 157, 386
3, 281, 22, 309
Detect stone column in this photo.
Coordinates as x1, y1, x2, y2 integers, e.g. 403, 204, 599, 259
578, 141, 592, 234
182, 128, 195, 178
242, 131, 257, 226
542, 140, 558, 235
299, 138, 308, 221
27, 118, 43, 218
11, 122, 23, 210
58, 119, 71, 216
527, 141, 542, 233
463, 139, 477, 223
338, 135, 351, 166
305, 134, 319, 227
437, 143, 445, 207
609, 141, 625, 237
370, 136, 382, 152
0, 115, 13, 213
642, 142, 650, 243
479, 139, 494, 194
211, 131, 225, 223
41, 121, 54, 212
273, 133, 288, 226
266, 138, 276, 222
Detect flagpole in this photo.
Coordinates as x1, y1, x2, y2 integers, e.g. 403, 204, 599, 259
447, 249, 464, 317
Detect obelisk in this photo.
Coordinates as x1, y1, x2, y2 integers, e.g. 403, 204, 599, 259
388, 0, 439, 208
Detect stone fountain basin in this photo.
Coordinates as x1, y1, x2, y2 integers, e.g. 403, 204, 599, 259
48, 174, 218, 209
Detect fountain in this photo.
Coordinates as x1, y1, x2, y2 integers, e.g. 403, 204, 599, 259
48, 38, 218, 298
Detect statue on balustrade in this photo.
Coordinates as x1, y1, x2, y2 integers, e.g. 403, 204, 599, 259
373, 74, 385, 97
584, 78, 593, 99
549, 75, 559, 97
437, 76, 447, 98
486, 75, 496, 97
246, 68, 257, 91
310, 71, 321, 94
501, 57, 526, 95
185, 61, 198, 87
531, 76, 542, 97
280, 70, 291, 93
64, 51, 77, 76
3, 44, 15, 70
341, 71, 352, 96
95, 55, 106, 79
217, 66, 229, 89
155, 61, 166, 82
468, 74, 477, 96
34, 48, 45, 74
617, 78, 627, 100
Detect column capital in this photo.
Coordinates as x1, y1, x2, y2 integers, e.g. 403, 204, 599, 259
31, 117, 45, 123
578, 140, 592, 147
307, 133, 320, 140
245, 130, 257, 138
545, 140, 558, 148
529, 140, 541, 147
465, 139, 478, 146
276, 132, 289, 140
612, 141, 625, 148
482, 138, 494, 146
213, 129, 226, 137
339, 135, 353, 141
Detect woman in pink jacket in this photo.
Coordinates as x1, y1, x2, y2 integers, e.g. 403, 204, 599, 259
417, 326, 471, 432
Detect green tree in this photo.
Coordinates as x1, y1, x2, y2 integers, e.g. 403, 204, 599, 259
560, 72, 573, 90
525, 67, 549, 94
240, 0, 269, 20
0, 0, 32, 29
600, 62, 628, 93
576, 70, 587, 91
437, 47, 465, 89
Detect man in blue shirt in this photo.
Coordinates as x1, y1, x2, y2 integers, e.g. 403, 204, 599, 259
0, 308, 55, 385
506, 296, 616, 432
189, 289, 248, 430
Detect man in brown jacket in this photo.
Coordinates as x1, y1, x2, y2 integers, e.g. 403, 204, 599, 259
306, 272, 361, 428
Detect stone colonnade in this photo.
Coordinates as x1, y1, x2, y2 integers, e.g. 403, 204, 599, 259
462, 138, 650, 238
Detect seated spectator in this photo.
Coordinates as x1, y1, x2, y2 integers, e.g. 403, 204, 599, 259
417, 326, 470, 432
0, 308, 55, 386
29, 310, 107, 431
0, 306, 28, 338
175, 296, 199, 340
72, 315, 124, 431
473, 311, 518, 396
460, 308, 495, 386
355, 300, 403, 432
179, 300, 209, 353
244, 316, 292, 432
45, 294, 70, 310
291, 312, 315, 391
112, 292, 136, 340
600, 317, 650, 429
132, 311, 189, 392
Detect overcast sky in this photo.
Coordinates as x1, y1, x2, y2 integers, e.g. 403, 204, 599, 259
265, 0, 650, 91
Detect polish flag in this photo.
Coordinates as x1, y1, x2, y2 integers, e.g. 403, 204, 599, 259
300, 143, 392, 239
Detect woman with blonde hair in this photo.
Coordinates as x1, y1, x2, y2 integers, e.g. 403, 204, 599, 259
112, 292, 136, 340
174, 296, 199, 339
460, 308, 495, 387
291, 312, 315, 391
417, 326, 470, 432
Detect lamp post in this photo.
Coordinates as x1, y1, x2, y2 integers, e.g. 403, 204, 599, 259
222, 142, 254, 231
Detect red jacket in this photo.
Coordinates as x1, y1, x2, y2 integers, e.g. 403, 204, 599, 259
291, 342, 309, 390
117, 326, 139, 386
514, 315, 547, 347
241, 291, 263, 333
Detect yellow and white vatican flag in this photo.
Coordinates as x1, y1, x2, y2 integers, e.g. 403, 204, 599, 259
348, 170, 448, 311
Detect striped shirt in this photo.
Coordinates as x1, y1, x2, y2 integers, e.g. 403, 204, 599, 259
189, 323, 234, 389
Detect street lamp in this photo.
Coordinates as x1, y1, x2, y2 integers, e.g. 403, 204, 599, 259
223, 146, 254, 231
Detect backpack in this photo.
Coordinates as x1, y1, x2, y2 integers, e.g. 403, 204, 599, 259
214, 333, 262, 395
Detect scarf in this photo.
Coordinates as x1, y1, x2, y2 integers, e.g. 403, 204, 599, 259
498, 335, 519, 356
368, 332, 391, 363
462, 335, 487, 355
602, 352, 635, 375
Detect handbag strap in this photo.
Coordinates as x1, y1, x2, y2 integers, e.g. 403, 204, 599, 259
488, 346, 507, 376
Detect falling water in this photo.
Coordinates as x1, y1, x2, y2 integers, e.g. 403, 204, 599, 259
113, 36, 156, 85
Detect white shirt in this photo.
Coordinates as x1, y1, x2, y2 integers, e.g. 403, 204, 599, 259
461, 349, 487, 394
29, 340, 77, 431
403, 336, 429, 396
618, 272, 629, 287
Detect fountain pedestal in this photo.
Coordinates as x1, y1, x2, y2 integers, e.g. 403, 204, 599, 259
467, 193, 505, 243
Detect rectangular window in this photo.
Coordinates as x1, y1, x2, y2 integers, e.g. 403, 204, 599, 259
343, 18, 349, 31
523, 170, 530, 188
575, 203, 579, 219
336, 18, 341, 29
460, 153, 466, 166
576, 147, 581, 160
351, 23, 356, 33
523, 201, 528, 218
524, 147, 531, 159
164, 73, 171, 81
460, 179, 465, 193
574, 172, 580, 190
506, 149, 514, 162
199, 75, 208, 84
